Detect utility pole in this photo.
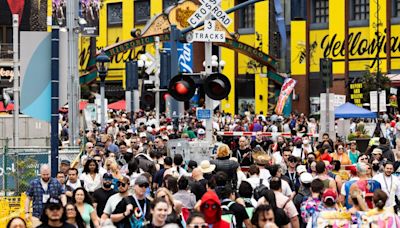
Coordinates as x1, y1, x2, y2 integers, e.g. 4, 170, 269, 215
67, 0, 80, 145
154, 37, 160, 128
12, 14, 19, 147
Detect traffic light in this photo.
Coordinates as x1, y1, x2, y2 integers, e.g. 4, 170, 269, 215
125, 61, 138, 90
203, 73, 231, 100
168, 74, 196, 101
320, 58, 333, 88
140, 83, 155, 111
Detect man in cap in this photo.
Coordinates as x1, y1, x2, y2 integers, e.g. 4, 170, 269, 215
93, 173, 117, 217
377, 137, 395, 162
197, 128, 206, 140
255, 154, 271, 182
59, 160, 70, 177
293, 172, 313, 212
101, 176, 131, 223
111, 175, 151, 227
285, 155, 300, 191
37, 197, 75, 228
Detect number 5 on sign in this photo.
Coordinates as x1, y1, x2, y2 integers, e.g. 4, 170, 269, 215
205, 20, 215, 32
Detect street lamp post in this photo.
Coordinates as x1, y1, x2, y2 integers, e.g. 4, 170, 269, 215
96, 51, 110, 132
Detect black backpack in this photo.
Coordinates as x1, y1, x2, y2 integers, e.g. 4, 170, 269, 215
253, 179, 268, 201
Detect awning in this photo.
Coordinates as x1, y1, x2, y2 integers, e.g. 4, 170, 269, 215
387, 74, 400, 87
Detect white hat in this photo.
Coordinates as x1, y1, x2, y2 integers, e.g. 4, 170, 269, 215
199, 160, 216, 174
300, 172, 313, 184
107, 119, 114, 124
197, 129, 206, 135
166, 125, 173, 130
372, 148, 383, 155
147, 126, 153, 132
139, 132, 147, 138
296, 165, 307, 174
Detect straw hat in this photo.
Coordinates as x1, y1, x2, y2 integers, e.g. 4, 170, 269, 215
199, 160, 216, 174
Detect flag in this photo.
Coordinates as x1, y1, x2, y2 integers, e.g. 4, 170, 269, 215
275, 78, 297, 115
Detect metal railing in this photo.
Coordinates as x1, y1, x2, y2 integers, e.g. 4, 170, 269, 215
0, 146, 80, 196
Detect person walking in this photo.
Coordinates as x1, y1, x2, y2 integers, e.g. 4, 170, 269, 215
373, 162, 400, 208
25, 165, 66, 227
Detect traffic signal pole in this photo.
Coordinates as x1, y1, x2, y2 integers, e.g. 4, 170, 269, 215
169, 25, 184, 123
204, 14, 213, 142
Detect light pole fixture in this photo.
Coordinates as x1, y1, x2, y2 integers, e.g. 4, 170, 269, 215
96, 50, 110, 132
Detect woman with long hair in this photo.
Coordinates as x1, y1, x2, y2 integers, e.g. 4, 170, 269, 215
144, 198, 169, 228
72, 187, 100, 228
65, 202, 86, 228
79, 159, 101, 194
155, 187, 183, 226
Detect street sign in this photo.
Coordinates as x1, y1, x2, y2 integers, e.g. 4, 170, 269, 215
187, 0, 232, 28
190, 30, 225, 42
197, 108, 211, 119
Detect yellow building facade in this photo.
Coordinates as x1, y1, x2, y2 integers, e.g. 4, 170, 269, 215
79, 0, 276, 115
291, 0, 400, 114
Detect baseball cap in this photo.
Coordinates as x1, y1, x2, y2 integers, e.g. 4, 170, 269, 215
103, 173, 113, 180
60, 160, 70, 166
198, 129, 205, 135
45, 197, 63, 210
135, 175, 149, 186
322, 189, 337, 202
139, 132, 147, 138
296, 165, 307, 175
299, 172, 313, 184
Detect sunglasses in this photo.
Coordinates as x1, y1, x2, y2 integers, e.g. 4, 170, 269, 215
188, 224, 208, 228
48, 206, 62, 211
139, 183, 149, 188
117, 182, 128, 187
66, 208, 75, 211
201, 203, 218, 210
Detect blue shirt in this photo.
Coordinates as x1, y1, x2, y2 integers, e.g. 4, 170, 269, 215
26, 177, 65, 218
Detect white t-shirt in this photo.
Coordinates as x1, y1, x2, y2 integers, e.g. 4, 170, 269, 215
281, 179, 293, 197
373, 173, 400, 207
103, 193, 125, 215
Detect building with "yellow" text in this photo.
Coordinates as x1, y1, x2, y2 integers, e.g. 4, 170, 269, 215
291, 0, 400, 115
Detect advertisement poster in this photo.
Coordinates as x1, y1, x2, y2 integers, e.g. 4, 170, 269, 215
238, 98, 255, 116
80, 0, 100, 36
52, 0, 66, 27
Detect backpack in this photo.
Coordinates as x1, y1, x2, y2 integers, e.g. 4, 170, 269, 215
253, 179, 268, 201
221, 201, 237, 228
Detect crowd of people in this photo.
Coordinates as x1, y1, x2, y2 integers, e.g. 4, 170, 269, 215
9, 110, 400, 228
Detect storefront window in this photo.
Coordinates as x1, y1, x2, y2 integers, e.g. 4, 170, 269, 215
351, 0, 369, 21
393, 0, 400, 17
107, 3, 122, 26
134, 0, 150, 25
163, 0, 177, 11
237, 0, 254, 34
312, 0, 329, 23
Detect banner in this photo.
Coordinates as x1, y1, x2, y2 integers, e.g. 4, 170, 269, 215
52, 0, 66, 27
275, 78, 297, 115
79, 0, 100, 36
20, 32, 51, 122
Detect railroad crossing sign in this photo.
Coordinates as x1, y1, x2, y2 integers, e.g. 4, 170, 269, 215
187, 20, 226, 43
187, 0, 232, 28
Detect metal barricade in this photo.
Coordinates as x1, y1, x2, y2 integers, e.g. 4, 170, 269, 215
0, 146, 80, 196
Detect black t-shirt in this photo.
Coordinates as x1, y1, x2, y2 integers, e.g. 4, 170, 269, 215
92, 187, 117, 217
221, 200, 249, 228
190, 178, 207, 201
234, 147, 253, 166
37, 222, 76, 228
153, 168, 166, 187
275, 207, 291, 227
112, 195, 151, 228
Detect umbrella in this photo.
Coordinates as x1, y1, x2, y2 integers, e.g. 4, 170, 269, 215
108, 100, 126, 110
0, 102, 14, 112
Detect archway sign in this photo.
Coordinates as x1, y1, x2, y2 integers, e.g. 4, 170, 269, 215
79, 0, 284, 85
